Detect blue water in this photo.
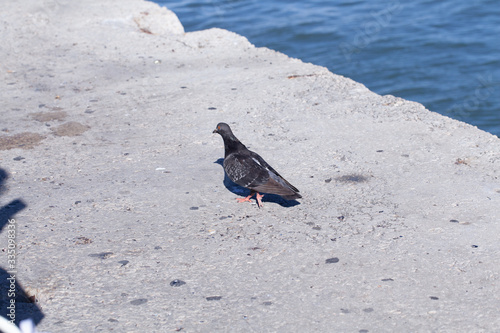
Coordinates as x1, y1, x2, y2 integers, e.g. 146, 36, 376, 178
155, 0, 500, 137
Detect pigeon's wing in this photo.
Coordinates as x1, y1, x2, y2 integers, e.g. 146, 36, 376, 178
223, 153, 270, 189
247, 150, 300, 194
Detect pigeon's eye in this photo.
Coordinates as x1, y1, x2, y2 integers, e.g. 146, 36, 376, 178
218, 126, 221, 130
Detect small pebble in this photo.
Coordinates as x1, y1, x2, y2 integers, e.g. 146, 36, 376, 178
325, 257, 339, 264
130, 298, 148, 306
170, 279, 186, 287
118, 260, 129, 267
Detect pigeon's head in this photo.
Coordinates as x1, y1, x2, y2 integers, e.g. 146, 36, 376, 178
213, 122, 233, 136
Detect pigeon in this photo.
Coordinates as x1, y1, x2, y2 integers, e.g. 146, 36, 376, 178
213, 122, 301, 207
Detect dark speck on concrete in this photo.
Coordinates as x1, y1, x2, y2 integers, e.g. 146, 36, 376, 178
359, 330, 369, 333
376, 150, 384, 152
430, 296, 439, 300
340, 308, 350, 314
170, 279, 186, 287
208, 107, 217, 110
154, 246, 162, 250
471, 245, 478, 248
118, 260, 129, 266
381, 278, 394, 281
206, 296, 222, 301
190, 206, 199, 210
108, 318, 118, 322
89, 252, 113, 259
326, 257, 339, 264
325, 178, 332, 183
363, 308, 374, 313
13, 156, 25, 161
262, 301, 272, 306
336, 174, 369, 183
450, 219, 459, 223
130, 298, 148, 305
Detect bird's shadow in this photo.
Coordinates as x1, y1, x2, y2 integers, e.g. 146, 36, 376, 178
214, 158, 300, 208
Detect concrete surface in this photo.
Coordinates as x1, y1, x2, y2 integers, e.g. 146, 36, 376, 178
1, 0, 499, 332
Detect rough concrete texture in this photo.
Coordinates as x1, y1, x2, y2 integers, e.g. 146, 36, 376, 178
1, 0, 499, 332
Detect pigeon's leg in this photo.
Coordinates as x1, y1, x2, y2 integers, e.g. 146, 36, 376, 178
236, 191, 256, 204
255, 193, 264, 208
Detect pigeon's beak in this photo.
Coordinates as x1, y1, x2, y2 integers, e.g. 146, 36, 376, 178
212, 129, 218, 134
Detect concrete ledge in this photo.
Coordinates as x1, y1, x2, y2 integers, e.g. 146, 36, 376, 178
1, 0, 499, 332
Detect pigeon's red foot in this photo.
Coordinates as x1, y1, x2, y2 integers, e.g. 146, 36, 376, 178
236, 195, 254, 204
236, 192, 264, 208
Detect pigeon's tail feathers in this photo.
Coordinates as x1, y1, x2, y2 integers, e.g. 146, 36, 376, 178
251, 175, 301, 200
281, 192, 302, 200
